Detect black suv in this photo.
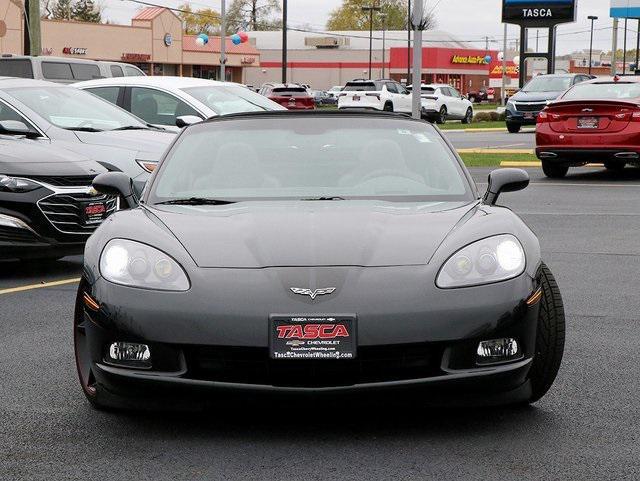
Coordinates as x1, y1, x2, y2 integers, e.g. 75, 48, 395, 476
1, 134, 115, 261
505, 74, 595, 133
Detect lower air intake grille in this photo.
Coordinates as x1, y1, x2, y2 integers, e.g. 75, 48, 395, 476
188, 343, 444, 388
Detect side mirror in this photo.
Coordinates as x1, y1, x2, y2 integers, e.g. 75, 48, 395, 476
483, 168, 529, 205
92, 172, 138, 209
0, 120, 33, 136
175, 115, 203, 128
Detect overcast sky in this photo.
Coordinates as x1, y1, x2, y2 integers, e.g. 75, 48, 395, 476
104, 0, 628, 55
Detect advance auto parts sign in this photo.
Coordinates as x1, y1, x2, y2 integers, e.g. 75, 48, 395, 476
502, 0, 576, 27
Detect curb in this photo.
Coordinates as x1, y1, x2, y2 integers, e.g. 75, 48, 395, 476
458, 148, 534, 154
500, 161, 605, 168
444, 127, 536, 133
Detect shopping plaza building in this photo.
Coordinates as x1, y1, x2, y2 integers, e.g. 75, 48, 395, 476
0, 1, 502, 92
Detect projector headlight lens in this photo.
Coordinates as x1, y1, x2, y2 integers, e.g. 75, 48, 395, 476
436, 235, 525, 288
99, 239, 189, 291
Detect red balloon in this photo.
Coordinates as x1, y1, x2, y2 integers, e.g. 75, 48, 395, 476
238, 31, 249, 43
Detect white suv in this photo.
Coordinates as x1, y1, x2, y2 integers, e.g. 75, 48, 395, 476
411, 84, 474, 124
338, 79, 412, 113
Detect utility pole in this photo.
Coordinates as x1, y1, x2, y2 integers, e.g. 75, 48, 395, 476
407, 0, 411, 84
501, 23, 507, 106
623, 18, 628, 75
588, 16, 598, 76
282, 0, 287, 83
381, 13, 387, 78
411, 0, 423, 119
484, 36, 489, 50
636, 19, 640, 72
535, 29, 539, 52
362, 4, 381, 80
23, 0, 41, 56
612, 18, 619, 76
220, 0, 226, 82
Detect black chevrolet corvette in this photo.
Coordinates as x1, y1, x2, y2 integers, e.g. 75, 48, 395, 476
76, 111, 565, 410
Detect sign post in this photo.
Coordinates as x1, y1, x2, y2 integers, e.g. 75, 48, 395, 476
502, 0, 576, 87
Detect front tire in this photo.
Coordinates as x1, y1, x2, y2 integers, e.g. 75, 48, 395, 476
506, 122, 521, 133
462, 108, 473, 124
383, 102, 394, 112
436, 106, 447, 124
542, 161, 569, 178
528, 263, 565, 403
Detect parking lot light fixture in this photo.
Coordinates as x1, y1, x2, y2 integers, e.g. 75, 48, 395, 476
588, 16, 598, 76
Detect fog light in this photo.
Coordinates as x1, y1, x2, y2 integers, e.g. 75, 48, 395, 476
108, 342, 151, 368
476, 338, 520, 365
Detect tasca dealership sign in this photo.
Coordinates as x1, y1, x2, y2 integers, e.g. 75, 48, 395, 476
502, 0, 576, 26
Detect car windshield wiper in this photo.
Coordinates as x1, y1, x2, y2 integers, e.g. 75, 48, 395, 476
65, 126, 104, 132
301, 196, 346, 201
110, 125, 152, 131
155, 197, 236, 206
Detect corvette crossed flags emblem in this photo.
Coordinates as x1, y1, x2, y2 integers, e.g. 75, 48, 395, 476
289, 287, 336, 300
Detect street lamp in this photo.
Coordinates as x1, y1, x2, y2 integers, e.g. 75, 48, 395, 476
588, 15, 598, 76
361, 4, 381, 80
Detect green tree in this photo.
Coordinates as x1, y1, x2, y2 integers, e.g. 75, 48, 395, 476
178, 4, 220, 35
71, 0, 101, 22
226, 0, 281, 32
48, 0, 73, 20
327, 0, 436, 31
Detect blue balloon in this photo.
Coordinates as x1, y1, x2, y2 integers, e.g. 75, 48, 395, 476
231, 34, 242, 45
197, 33, 209, 44
484, 55, 492, 63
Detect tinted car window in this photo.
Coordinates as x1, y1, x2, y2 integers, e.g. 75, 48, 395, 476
151, 117, 473, 203
271, 87, 308, 96
42, 62, 74, 80
0, 59, 34, 79
124, 66, 144, 76
131, 87, 200, 126
421, 87, 436, 94
110, 65, 124, 77
70, 63, 101, 81
85, 87, 120, 105
386, 82, 399, 94
343, 82, 379, 92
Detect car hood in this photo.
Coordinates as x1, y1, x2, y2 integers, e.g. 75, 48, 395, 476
73, 129, 175, 155
149, 201, 478, 268
0, 137, 106, 177
511, 91, 563, 102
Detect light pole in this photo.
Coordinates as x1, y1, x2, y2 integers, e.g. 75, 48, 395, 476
588, 15, 598, 76
380, 13, 387, 78
407, 0, 411, 84
282, 0, 288, 83
220, 0, 226, 81
361, 4, 381, 80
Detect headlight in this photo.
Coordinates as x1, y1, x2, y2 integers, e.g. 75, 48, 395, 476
99, 239, 190, 291
506, 100, 515, 109
436, 234, 525, 288
0, 174, 40, 193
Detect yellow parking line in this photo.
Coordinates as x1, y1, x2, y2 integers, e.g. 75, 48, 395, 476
458, 148, 534, 154
0, 277, 81, 295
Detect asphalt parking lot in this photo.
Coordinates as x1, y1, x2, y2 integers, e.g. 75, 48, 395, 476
2, 166, 639, 480
445, 129, 535, 150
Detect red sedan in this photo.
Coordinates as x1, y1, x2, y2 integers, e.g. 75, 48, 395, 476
536, 76, 640, 178
259, 83, 315, 110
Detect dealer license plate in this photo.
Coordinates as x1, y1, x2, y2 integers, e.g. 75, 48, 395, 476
82, 201, 108, 225
269, 315, 357, 360
578, 117, 599, 129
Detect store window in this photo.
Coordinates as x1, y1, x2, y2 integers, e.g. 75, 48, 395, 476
130, 87, 200, 126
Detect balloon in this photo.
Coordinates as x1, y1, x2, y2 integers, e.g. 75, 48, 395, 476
197, 33, 209, 44
484, 55, 492, 64
195, 37, 205, 46
497, 51, 504, 62
238, 31, 249, 43
513, 55, 520, 65
231, 34, 242, 45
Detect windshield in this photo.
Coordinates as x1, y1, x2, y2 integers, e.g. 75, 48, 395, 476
183, 85, 283, 115
149, 116, 473, 204
522, 76, 572, 93
5, 86, 146, 131
562, 82, 640, 100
